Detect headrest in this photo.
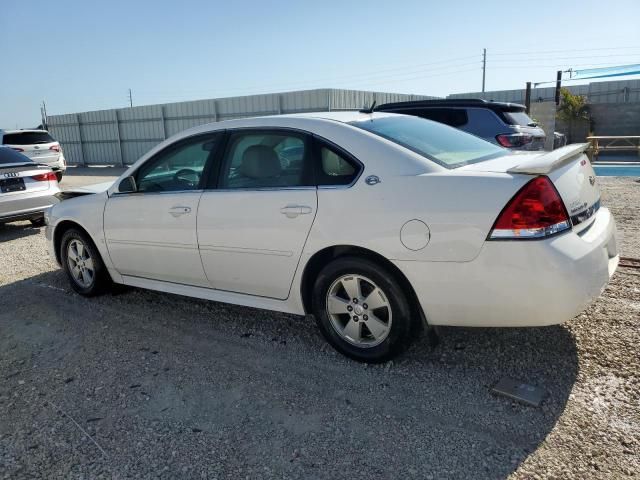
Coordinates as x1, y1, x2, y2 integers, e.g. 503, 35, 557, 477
240, 145, 281, 179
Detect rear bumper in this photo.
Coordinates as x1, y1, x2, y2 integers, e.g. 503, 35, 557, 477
44, 156, 66, 172
0, 192, 60, 223
395, 207, 618, 327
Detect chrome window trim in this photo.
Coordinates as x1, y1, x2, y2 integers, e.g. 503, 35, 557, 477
203, 186, 317, 193
111, 189, 204, 197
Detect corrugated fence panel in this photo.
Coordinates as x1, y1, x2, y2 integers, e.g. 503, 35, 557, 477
48, 113, 83, 164
217, 93, 280, 119
281, 89, 330, 113
121, 141, 158, 165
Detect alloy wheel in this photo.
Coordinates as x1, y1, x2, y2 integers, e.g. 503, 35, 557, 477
325, 274, 393, 348
67, 239, 95, 288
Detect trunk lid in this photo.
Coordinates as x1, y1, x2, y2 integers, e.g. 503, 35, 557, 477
0, 163, 54, 195
460, 144, 601, 232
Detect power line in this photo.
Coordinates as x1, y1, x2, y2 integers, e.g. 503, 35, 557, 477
140, 57, 482, 97
489, 53, 640, 63
489, 61, 640, 69
136, 60, 482, 102
491, 45, 640, 56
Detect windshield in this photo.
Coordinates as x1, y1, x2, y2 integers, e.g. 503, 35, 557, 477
2, 131, 55, 145
0, 146, 34, 165
503, 110, 537, 126
350, 115, 507, 168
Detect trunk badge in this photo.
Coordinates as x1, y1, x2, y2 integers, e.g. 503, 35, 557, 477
589, 176, 596, 186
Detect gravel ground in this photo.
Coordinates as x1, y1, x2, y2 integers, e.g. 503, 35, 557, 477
0, 170, 638, 479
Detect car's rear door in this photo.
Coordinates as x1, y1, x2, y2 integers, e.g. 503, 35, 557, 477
103, 133, 222, 287
197, 129, 317, 300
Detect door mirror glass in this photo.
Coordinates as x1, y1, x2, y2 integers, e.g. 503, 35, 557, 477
118, 176, 137, 193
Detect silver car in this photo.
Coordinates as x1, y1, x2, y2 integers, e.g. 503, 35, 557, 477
0, 147, 60, 226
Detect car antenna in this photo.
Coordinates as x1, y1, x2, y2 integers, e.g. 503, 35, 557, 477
359, 101, 377, 114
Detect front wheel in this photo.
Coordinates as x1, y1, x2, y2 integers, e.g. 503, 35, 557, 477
60, 228, 111, 296
312, 256, 416, 363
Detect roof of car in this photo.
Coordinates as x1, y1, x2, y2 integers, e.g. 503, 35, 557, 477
375, 98, 527, 112
0, 129, 49, 134
276, 111, 399, 122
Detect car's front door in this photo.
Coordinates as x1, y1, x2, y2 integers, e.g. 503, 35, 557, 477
104, 133, 221, 286
197, 129, 317, 300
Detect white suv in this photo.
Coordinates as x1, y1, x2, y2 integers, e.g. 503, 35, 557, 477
0, 129, 66, 181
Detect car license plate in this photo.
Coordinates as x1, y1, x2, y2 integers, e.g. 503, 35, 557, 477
0, 177, 26, 193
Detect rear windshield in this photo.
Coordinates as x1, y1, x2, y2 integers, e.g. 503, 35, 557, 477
350, 115, 507, 168
502, 110, 537, 127
0, 147, 34, 165
2, 131, 55, 145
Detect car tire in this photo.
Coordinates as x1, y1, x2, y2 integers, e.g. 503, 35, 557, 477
312, 256, 415, 363
56, 172, 63, 183
30, 217, 46, 227
60, 228, 111, 296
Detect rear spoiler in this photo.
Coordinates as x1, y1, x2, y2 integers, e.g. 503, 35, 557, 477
507, 143, 589, 175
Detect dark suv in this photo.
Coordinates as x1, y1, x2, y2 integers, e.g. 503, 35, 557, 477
375, 99, 547, 151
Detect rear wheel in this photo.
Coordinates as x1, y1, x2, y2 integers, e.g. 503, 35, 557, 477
312, 256, 415, 362
60, 228, 111, 296
55, 172, 63, 183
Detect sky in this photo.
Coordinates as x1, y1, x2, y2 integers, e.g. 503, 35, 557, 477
1, 0, 639, 128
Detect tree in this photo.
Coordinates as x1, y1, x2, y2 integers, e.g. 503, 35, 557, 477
556, 88, 592, 143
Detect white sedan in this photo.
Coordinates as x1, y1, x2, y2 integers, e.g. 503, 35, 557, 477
45, 112, 618, 362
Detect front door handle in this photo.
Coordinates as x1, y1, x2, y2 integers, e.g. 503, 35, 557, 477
169, 206, 191, 217
280, 205, 312, 218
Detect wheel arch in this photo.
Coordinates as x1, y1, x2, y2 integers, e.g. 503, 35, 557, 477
300, 245, 427, 329
53, 220, 95, 265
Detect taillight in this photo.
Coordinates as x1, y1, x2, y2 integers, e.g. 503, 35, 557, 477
49, 144, 61, 153
11, 147, 24, 152
496, 133, 534, 148
488, 176, 570, 240
31, 172, 58, 182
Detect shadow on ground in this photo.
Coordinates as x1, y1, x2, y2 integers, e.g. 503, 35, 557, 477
0, 270, 578, 479
0, 221, 42, 241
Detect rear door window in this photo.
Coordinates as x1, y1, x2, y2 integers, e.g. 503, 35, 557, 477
2, 131, 55, 145
220, 131, 314, 189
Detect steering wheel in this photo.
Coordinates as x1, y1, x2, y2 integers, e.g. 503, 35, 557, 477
173, 168, 199, 188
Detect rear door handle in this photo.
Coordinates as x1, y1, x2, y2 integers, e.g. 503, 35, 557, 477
280, 205, 312, 218
169, 206, 191, 217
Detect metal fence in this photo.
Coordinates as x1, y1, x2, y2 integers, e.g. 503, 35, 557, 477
447, 78, 640, 104
48, 89, 433, 166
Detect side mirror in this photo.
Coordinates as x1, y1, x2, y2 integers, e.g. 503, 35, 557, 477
118, 176, 137, 193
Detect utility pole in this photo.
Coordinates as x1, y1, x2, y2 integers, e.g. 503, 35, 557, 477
128, 88, 133, 108
554, 70, 562, 105
525, 82, 532, 114
481, 48, 487, 93
41, 100, 48, 129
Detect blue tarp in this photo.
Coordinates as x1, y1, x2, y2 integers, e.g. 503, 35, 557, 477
571, 64, 640, 80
